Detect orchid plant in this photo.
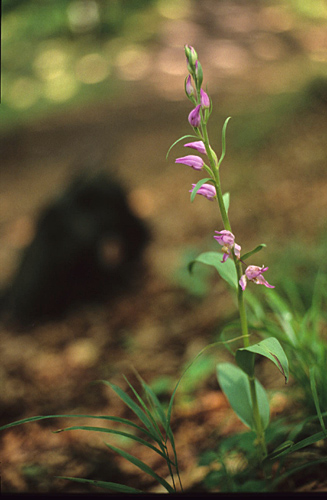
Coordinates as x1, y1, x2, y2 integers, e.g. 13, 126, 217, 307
168, 45, 289, 464
4, 45, 327, 494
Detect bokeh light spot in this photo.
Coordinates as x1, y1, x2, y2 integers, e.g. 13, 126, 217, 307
34, 48, 69, 81
75, 53, 111, 84
115, 46, 151, 81
157, 0, 191, 20
44, 73, 78, 102
7, 77, 41, 109
67, 0, 100, 33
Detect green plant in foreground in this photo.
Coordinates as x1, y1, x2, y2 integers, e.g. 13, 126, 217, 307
0, 376, 183, 493
248, 273, 327, 417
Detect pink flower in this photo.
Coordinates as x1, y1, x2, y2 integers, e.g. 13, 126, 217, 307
239, 265, 275, 291
175, 155, 204, 170
184, 141, 206, 154
188, 104, 201, 127
214, 230, 241, 263
189, 183, 216, 201
200, 88, 210, 108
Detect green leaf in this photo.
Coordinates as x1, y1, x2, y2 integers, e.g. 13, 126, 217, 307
217, 363, 270, 430
218, 116, 231, 167
166, 335, 248, 429
188, 251, 238, 289
235, 337, 289, 383
57, 476, 143, 493
104, 443, 175, 493
190, 178, 212, 202
241, 244, 266, 261
166, 134, 198, 160
223, 192, 230, 214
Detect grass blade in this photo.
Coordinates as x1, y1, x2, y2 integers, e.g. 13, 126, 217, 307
309, 367, 327, 435
269, 459, 327, 490
57, 476, 143, 493
137, 376, 182, 489
137, 376, 168, 430
122, 376, 164, 443
99, 380, 163, 445
0, 414, 157, 441
104, 443, 175, 493
54, 425, 174, 463
274, 430, 327, 458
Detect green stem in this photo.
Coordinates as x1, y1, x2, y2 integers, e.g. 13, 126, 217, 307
235, 258, 267, 461
201, 120, 267, 462
201, 124, 231, 231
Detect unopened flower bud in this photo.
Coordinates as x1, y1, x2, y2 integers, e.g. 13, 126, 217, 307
185, 45, 198, 71
200, 88, 210, 108
188, 104, 201, 128
185, 74, 194, 97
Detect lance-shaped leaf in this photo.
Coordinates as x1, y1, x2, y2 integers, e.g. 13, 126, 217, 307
166, 134, 198, 159
217, 362, 270, 430
235, 337, 289, 383
218, 117, 231, 168
188, 251, 238, 289
241, 244, 267, 261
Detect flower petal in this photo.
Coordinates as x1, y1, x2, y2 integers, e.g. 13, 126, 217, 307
184, 141, 207, 154
175, 155, 204, 170
239, 275, 247, 290
213, 230, 235, 247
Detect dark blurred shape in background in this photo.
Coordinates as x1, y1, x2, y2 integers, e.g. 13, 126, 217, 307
1, 173, 150, 327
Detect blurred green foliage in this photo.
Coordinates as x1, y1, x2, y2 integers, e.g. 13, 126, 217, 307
1, 0, 165, 130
